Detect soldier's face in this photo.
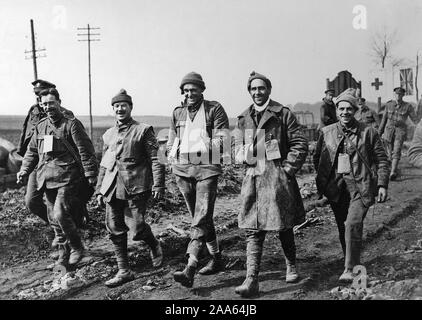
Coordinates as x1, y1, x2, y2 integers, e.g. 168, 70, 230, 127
40, 94, 61, 119
183, 84, 203, 106
395, 92, 404, 102
337, 101, 356, 125
326, 93, 334, 102
113, 102, 132, 122
249, 79, 271, 106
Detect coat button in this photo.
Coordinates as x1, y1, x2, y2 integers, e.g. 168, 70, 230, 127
116, 156, 120, 160
117, 140, 122, 144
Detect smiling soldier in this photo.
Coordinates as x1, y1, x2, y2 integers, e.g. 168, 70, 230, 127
313, 88, 390, 283
17, 88, 98, 267
232, 71, 308, 297
96, 89, 165, 287
167, 72, 229, 288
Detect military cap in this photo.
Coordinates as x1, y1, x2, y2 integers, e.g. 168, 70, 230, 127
394, 87, 405, 94
32, 79, 56, 94
325, 89, 335, 94
180, 72, 206, 94
111, 89, 133, 106
247, 71, 272, 91
333, 88, 358, 109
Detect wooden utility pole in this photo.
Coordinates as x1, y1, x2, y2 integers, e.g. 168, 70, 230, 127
25, 19, 46, 81
77, 24, 100, 142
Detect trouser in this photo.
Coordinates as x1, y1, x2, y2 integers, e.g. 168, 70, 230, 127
245, 229, 296, 273
105, 191, 158, 247
25, 170, 48, 223
105, 191, 158, 271
175, 175, 218, 258
383, 129, 405, 160
44, 184, 83, 250
329, 185, 369, 269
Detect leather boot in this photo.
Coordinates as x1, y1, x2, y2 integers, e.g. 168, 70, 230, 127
105, 269, 135, 288
68, 233, 84, 265
198, 252, 224, 275
150, 241, 163, 268
285, 263, 299, 283
56, 243, 70, 266
235, 235, 263, 298
390, 159, 399, 180
173, 264, 196, 288
339, 268, 354, 283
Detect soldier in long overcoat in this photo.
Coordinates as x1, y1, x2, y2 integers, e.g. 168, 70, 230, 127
232, 72, 308, 297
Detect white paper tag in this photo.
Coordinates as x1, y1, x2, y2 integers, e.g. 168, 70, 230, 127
43, 135, 53, 153
265, 139, 281, 160
337, 153, 351, 174
169, 137, 180, 158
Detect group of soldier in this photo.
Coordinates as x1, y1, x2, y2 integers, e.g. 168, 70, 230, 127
16, 70, 418, 298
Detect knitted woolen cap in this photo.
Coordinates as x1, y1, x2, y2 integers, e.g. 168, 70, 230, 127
333, 88, 358, 109
247, 71, 272, 91
111, 89, 132, 106
179, 72, 206, 94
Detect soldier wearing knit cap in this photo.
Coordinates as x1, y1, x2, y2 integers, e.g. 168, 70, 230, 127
96, 89, 165, 287
314, 88, 390, 283
168, 72, 229, 288
233, 71, 308, 297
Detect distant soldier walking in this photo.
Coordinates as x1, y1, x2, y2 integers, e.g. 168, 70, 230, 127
233, 72, 308, 297
167, 72, 229, 288
96, 89, 165, 287
355, 97, 380, 129
314, 88, 390, 283
379, 87, 419, 180
17, 88, 98, 266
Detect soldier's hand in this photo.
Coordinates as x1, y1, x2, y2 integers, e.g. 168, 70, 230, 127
377, 187, 388, 203
88, 176, 97, 187
96, 194, 105, 207
16, 171, 27, 184
153, 189, 164, 200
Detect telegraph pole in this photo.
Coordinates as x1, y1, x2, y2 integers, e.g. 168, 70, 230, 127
25, 19, 46, 81
77, 24, 100, 142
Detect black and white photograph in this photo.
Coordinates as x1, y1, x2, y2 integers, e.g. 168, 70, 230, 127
1, 0, 422, 308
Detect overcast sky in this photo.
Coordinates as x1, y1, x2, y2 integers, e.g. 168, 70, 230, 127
1, 0, 421, 118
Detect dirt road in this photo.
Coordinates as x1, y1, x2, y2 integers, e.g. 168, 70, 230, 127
1, 158, 421, 300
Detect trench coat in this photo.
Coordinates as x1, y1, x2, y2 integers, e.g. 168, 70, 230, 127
233, 100, 308, 231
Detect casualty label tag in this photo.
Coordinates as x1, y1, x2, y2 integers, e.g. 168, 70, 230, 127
43, 135, 53, 153
265, 139, 281, 160
337, 153, 351, 174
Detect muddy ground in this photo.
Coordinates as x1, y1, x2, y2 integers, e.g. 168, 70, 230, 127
0, 158, 421, 301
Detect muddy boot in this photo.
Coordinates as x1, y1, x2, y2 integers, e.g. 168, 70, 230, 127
49, 236, 60, 260
150, 241, 163, 268
174, 255, 197, 288
339, 268, 354, 283
68, 234, 84, 265
198, 252, 224, 275
105, 269, 135, 288
56, 243, 70, 266
235, 236, 263, 298
285, 263, 299, 283
390, 159, 399, 181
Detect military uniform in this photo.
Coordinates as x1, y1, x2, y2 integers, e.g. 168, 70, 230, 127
314, 89, 390, 281
20, 111, 98, 257
319, 97, 337, 129
96, 117, 165, 274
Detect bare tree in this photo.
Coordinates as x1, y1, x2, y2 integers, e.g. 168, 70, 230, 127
370, 27, 401, 68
